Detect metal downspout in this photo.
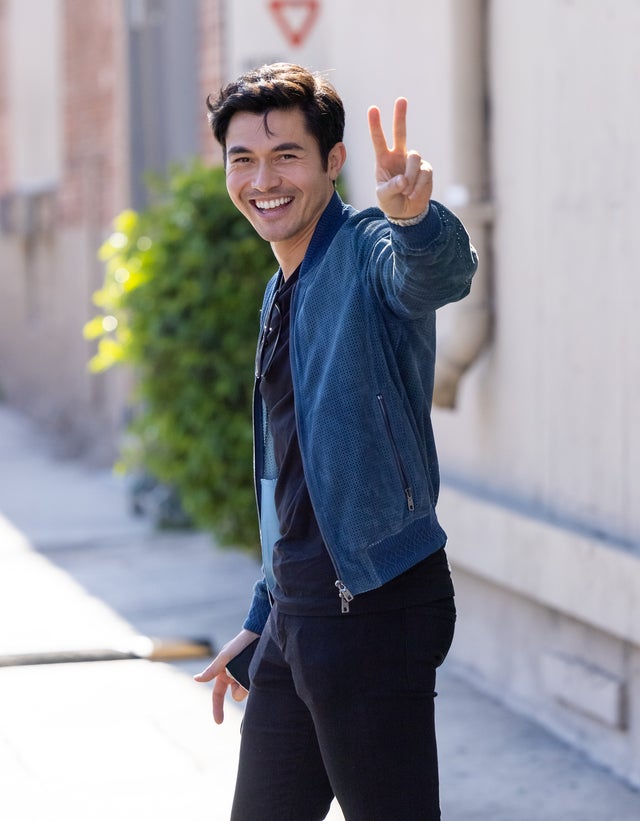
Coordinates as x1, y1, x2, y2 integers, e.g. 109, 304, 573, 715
433, 0, 493, 409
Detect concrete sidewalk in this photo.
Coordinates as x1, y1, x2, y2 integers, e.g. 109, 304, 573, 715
1, 403, 639, 820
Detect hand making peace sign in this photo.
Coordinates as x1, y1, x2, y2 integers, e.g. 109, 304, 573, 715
367, 97, 433, 222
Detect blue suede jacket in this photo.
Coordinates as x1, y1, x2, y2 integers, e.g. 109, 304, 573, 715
244, 192, 478, 633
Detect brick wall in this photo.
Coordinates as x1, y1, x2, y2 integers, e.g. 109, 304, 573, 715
56, 0, 224, 226
58, 0, 125, 228
199, 0, 224, 166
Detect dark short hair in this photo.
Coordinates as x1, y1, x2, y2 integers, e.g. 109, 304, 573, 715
206, 63, 345, 170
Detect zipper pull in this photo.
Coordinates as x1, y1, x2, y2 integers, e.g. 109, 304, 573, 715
405, 487, 415, 511
335, 580, 354, 614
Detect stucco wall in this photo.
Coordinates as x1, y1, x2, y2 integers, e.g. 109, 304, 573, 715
434, 0, 640, 551
5, 0, 62, 189
431, 0, 640, 784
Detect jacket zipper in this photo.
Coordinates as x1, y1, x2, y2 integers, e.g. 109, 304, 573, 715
376, 394, 415, 512
335, 580, 355, 613
285, 279, 354, 615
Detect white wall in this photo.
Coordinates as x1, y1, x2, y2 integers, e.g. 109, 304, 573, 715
433, 0, 640, 549
437, 0, 640, 785
7, 0, 62, 189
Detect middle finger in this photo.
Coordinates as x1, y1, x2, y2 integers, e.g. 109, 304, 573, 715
392, 97, 408, 153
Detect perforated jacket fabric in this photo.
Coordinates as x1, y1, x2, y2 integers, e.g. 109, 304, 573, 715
244, 193, 478, 634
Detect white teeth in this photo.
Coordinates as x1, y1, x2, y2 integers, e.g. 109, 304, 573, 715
255, 197, 292, 210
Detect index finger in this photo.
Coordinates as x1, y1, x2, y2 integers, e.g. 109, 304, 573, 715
367, 105, 390, 159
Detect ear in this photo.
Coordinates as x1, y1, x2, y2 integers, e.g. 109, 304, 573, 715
327, 142, 347, 181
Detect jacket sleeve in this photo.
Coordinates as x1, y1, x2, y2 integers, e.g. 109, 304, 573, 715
368, 200, 478, 317
242, 576, 272, 634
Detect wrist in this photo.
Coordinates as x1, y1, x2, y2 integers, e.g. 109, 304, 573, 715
386, 204, 430, 226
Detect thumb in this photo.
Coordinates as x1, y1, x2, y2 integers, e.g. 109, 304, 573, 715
230, 681, 249, 702
378, 174, 406, 196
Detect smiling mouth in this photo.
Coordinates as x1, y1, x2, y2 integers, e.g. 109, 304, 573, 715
253, 196, 293, 212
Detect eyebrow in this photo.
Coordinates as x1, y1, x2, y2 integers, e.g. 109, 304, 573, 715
226, 141, 306, 157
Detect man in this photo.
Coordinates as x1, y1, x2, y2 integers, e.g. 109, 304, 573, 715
195, 63, 477, 820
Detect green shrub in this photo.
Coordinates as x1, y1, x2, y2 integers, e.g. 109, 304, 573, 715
85, 160, 275, 551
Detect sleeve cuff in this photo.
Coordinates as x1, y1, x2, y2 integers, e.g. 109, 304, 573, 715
242, 577, 272, 634
386, 204, 431, 226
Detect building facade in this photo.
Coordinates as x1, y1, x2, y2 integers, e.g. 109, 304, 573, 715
0, 0, 223, 459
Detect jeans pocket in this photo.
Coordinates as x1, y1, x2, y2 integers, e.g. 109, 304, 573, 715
404, 598, 456, 693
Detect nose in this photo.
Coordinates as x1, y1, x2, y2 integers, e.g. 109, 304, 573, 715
252, 161, 281, 192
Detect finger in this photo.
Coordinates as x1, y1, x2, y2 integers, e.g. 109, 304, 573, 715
407, 161, 433, 202
400, 151, 422, 194
392, 97, 408, 154
194, 659, 220, 682
377, 174, 407, 202
367, 105, 390, 160
230, 681, 249, 702
212, 673, 231, 724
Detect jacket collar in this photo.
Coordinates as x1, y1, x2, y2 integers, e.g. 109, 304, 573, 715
300, 191, 354, 277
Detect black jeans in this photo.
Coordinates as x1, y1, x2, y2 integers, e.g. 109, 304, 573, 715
231, 598, 456, 821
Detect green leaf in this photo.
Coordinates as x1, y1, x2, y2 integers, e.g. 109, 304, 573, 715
83, 315, 107, 340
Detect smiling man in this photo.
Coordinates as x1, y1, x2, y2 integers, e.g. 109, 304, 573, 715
224, 106, 345, 271
195, 63, 478, 821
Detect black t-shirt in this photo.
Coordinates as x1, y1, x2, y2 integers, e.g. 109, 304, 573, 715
258, 268, 454, 615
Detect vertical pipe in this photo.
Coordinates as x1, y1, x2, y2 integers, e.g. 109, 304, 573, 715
433, 0, 493, 409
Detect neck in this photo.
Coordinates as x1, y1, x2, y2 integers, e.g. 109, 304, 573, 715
277, 254, 304, 280
271, 232, 311, 280
272, 189, 335, 279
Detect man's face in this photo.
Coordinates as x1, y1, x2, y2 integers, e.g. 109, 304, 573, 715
224, 107, 344, 261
